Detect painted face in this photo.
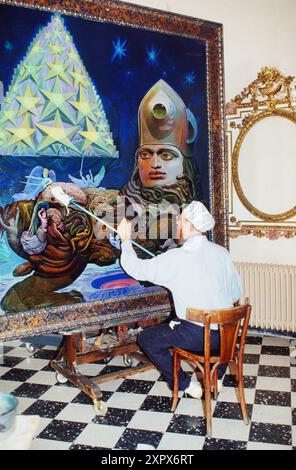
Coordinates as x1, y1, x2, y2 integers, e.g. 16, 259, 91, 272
137, 144, 184, 188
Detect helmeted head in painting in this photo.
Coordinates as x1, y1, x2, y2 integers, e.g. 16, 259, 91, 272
120, 80, 202, 205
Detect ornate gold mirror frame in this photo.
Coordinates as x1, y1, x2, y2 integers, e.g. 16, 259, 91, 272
226, 67, 296, 239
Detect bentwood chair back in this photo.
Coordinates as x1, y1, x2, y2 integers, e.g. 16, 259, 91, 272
171, 302, 252, 436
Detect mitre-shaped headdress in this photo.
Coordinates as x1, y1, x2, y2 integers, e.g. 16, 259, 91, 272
138, 79, 197, 157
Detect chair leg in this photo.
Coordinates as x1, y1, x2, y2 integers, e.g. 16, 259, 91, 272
171, 352, 180, 412
204, 366, 212, 437
212, 367, 218, 400
236, 359, 249, 425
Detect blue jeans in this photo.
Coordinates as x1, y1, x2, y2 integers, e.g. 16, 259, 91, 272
138, 319, 227, 390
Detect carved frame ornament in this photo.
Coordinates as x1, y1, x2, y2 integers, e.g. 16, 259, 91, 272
226, 67, 296, 239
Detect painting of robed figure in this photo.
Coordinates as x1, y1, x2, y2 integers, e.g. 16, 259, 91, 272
0, 1, 226, 322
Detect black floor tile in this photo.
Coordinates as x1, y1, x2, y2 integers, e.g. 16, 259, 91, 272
69, 444, 108, 450
261, 346, 290, 356
37, 419, 87, 442
167, 414, 206, 436
157, 374, 166, 382
98, 365, 124, 376
254, 390, 291, 407
42, 364, 55, 372
71, 390, 112, 405
1, 368, 37, 382
22, 399, 67, 418
117, 379, 154, 395
243, 354, 260, 364
0, 356, 24, 368
222, 374, 257, 389
0, 345, 14, 354
258, 365, 290, 378
249, 422, 292, 445
244, 336, 263, 345
93, 407, 135, 427
140, 395, 172, 413
291, 379, 296, 392
13, 382, 51, 399
33, 349, 56, 360
292, 408, 296, 426
213, 401, 252, 420
115, 428, 163, 450
203, 437, 247, 450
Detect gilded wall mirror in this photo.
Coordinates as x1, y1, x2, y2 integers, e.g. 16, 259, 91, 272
226, 67, 296, 239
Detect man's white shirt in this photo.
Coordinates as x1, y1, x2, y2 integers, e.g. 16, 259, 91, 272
120, 235, 243, 330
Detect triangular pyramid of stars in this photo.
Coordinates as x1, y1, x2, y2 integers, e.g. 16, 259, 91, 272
0, 14, 118, 158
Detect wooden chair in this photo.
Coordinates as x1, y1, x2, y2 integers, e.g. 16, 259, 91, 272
171, 302, 252, 437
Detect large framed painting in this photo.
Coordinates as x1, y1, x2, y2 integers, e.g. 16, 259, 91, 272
0, 0, 227, 340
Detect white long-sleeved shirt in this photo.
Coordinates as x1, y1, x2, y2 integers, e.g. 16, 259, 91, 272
120, 235, 243, 329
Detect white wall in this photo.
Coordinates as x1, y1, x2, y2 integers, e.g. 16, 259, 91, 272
119, 0, 296, 264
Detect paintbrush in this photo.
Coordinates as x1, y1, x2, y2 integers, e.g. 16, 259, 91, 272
50, 186, 155, 258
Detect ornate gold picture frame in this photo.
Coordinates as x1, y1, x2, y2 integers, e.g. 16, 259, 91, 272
226, 67, 296, 239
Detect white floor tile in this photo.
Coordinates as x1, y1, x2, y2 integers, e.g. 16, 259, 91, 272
5, 347, 33, 358
39, 385, 79, 403
251, 404, 292, 425
175, 397, 210, 417
16, 358, 50, 371
31, 438, 71, 450
35, 417, 52, 436
217, 386, 255, 404
244, 344, 262, 354
27, 371, 57, 386
262, 336, 290, 347
148, 381, 173, 397
3, 340, 22, 347
290, 368, 296, 379
211, 417, 251, 441
0, 366, 10, 376
259, 355, 291, 367
127, 410, 173, 433
132, 369, 160, 381
75, 422, 124, 448
108, 355, 138, 367
158, 432, 205, 450
247, 441, 292, 450
99, 379, 124, 392
0, 379, 22, 393
256, 377, 291, 392
77, 363, 106, 376
242, 364, 259, 376
292, 392, 296, 408
106, 392, 146, 410
55, 403, 95, 423
16, 397, 35, 414
181, 360, 196, 372
292, 425, 296, 447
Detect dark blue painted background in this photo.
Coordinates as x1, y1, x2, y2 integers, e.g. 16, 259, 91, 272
0, 3, 209, 205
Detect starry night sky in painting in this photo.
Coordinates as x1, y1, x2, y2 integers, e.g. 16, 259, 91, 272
0, 3, 209, 205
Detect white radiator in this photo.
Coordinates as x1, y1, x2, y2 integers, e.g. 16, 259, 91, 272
235, 262, 296, 333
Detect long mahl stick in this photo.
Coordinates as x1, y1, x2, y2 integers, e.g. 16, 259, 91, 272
50, 186, 155, 258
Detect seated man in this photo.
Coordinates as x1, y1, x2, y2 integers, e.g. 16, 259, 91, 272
117, 201, 242, 399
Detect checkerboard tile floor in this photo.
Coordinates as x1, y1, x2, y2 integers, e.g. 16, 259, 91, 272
1, 334, 295, 450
